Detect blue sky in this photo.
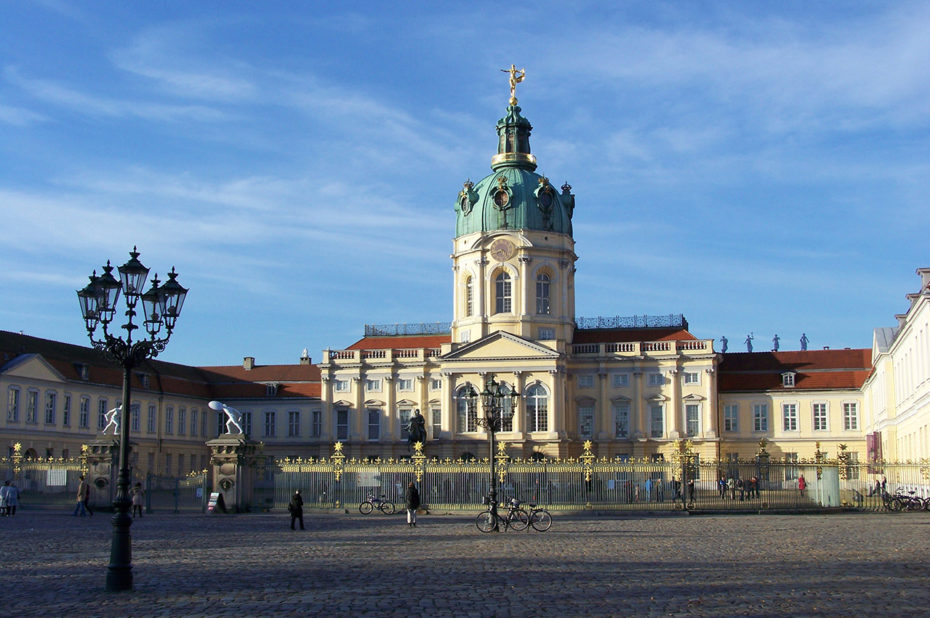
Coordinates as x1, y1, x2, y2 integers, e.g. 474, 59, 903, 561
2, 1, 928, 366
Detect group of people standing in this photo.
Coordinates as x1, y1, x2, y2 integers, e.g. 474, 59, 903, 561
0, 480, 20, 516
716, 476, 762, 501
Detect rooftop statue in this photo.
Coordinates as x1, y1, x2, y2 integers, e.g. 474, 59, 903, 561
719, 335, 728, 353
772, 334, 780, 352
800, 333, 809, 351
745, 333, 754, 353
501, 64, 525, 105
208, 400, 245, 435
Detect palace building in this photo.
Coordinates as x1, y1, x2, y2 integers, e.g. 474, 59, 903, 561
2, 80, 926, 477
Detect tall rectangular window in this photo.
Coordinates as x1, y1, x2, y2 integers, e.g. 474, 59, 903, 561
26, 390, 39, 424
131, 403, 140, 432
782, 404, 798, 431
165, 406, 174, 434
310, 409, 322, 438
613, 403, 630, 438
243, 411, 253, 436
495, 272, 512, 313
177, 454, 185, 476
465, 276, 474, 317
843, 403, 859, 430
399, 408, 412, 440
813, 403, 828, 431
288, 410, 300, 437
784, 453, 799, 480
216, 411, 225, 437
201, 409, 207, 437
44, 391, 57, 425
79, 397, 90, 429
7, 387, 20, 422
164, 453, 172, 476
368, 409, 381, 440
578, 405, 594, 439
191, 409, 198, 437
536, 273, 551, 315
724, 405, 738, 432
177, 407, 186, 436
62, 394, 72, 427
147, 404, 156, 434
685, 404, 700, 437
431, 407, 441, 439
264, 411, 276, 438
650, 404, 664, 438
753, 404, 768, 432
98, 399, 108, 430
336, 409, 349, 440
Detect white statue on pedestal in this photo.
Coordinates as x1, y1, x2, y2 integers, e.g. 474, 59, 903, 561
209, 400, 244, 435
103, 405, 121, 435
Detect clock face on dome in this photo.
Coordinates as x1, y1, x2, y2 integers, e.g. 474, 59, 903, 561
489, 238, 515, 262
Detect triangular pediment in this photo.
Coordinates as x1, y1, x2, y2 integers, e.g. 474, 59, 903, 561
441, 331, 560, 362
1, 354, 66, 383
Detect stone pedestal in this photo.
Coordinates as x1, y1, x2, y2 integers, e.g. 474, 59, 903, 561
207, 434, 259, 513
85, 438, 126, 507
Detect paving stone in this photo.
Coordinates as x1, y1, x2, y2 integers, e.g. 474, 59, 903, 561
1, 509, 929, 615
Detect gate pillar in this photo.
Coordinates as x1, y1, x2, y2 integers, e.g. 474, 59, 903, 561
207, 435, 259, 512
85, 438, 128, 507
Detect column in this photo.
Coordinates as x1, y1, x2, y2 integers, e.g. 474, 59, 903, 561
550, 368, 565, 438
632, 371, 643, 438
667, 368, 680, 439
353, 376, 364, 443
597, 369, 610, 440
320, 376, 333, 440
384, 376, 395, 442
705, 368, 718, 439
442, 372, 455, 440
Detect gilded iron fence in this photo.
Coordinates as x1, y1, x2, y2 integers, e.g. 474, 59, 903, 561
269, 441, 930, 514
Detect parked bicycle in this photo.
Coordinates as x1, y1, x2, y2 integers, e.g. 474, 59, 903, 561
881, 489, 925, 512
359, 493, 395, 515
475, 497, 528, 532
525, 502, 552, 532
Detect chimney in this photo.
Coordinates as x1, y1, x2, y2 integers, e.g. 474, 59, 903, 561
243, 356, 255, 370
300, 348, 311, 365
917, 267, 930, 291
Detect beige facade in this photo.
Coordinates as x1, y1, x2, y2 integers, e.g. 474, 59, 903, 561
862, 268, 930, 463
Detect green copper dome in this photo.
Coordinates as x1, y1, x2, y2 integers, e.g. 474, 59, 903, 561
455, 103, 574, 238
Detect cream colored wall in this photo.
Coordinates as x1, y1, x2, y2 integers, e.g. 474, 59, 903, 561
718, 389, 866, 461
863, 284, 930, 462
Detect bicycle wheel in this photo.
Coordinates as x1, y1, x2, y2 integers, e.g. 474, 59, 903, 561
380, 501, 396, 515
530, 509, 552, 531
509, 509, 529, 531
359, 501, 373, 515
475, 511, 496, 533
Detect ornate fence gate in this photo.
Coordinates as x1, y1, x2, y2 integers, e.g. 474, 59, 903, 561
269, 440, 930, 514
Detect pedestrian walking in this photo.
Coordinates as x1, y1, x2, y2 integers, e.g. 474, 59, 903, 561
798, 475, 807, 497
73, 475, 89, 517
131, 482, 145, 518
727, 476, 736, 500
6, 482, 19, 516
288, 490, 304, 530
0, 480, 10, 516
405, 481, 420, 527
687, 478, 695, 503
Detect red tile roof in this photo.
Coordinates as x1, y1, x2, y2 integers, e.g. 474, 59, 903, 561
718, 349, 871, 392
572, 327, 698, 344
346, 335, 450, 350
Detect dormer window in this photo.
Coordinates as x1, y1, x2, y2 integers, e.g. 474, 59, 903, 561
73, 363, 89, 381
782, 372, 796, 388
136, 372, 150, 389
266, 383, 279, 397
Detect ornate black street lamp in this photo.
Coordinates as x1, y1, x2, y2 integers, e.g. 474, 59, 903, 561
77, 247, 187, 592
476, 375, 520, 531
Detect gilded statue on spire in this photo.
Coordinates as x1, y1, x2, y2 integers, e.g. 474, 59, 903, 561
501, 64, 525, 105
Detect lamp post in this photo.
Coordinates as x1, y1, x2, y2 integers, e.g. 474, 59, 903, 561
476, 375, 520, 531
76, 247, 187, 592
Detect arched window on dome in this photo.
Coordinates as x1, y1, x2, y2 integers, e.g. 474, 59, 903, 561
455, 385, 478, 433
536, 272, 551, 315
495, 272, 512, 314
525, 383, 549, 433
464, 276, 473, 317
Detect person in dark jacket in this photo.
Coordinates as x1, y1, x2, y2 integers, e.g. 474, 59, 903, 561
405, 481, 420, 527
288, 490, 304, 530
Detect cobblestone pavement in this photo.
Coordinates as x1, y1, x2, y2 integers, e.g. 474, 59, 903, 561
2, 508, 930, 616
